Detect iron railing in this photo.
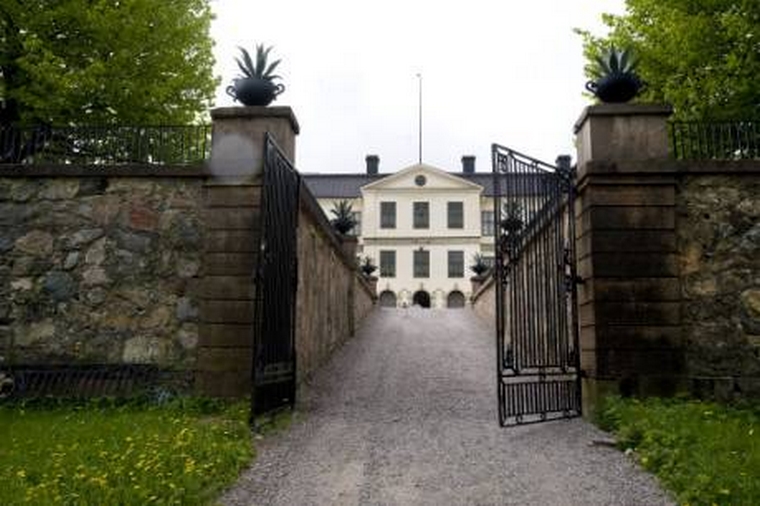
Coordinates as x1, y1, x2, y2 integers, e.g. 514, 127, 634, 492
0, 124, 211, 165
0, 364, 162, 400
670, 120, 760, 160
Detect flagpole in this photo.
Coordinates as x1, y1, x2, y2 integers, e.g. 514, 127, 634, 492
417, 73, 422, 164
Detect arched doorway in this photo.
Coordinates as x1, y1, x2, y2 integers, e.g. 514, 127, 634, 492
379, 290, 397, 308
412, 290, 431, 308
447, 290, 466, 308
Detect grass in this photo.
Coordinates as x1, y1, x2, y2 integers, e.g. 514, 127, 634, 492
597, 396, 760, 506
0, 398, 256, 505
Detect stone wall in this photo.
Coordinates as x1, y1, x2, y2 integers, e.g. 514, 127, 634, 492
471, 276, 496, 327
295, 185, 375, 384
575, 104, 760, 407
0, 170, 205, 384
677, 170, 760, 397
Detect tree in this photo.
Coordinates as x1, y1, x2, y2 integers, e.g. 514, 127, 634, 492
577, 0, 760, 120
0, 0, 218, 128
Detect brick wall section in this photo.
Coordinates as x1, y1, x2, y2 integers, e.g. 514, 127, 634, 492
195, 181, 261, 397
296, 185, 376, 384
0, 168, 206, 387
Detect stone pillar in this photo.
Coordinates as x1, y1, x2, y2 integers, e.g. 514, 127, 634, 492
196, 107, 299, 397
574, 104, 684, 414
207, 106, 299, 182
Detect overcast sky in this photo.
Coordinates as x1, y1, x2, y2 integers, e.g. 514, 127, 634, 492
210, 0, 625, 174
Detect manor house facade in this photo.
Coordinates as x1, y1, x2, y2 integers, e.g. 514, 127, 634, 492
303, 156, 499, 309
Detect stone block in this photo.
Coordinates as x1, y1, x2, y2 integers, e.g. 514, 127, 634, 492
200, 300, 254, 324
591, 253, 679, 277
195, 370, 251, 398
205, 185, 262, 208
203, 253, 256, 276
593, 301, 681, 326
577, 206, 675, 231
576, 230, 676, 259
123, 336, 172, 364
200, 276, 253, 300
590, 324, 683, 349
196, 346, 252, 372
579, 278, 681, 304
205, 230, 258, 253
203, 208, 259, 230
199, 323, 253, 348
15, 231, 54, 256
584, 348, 685, 377
578, 185, 675, 209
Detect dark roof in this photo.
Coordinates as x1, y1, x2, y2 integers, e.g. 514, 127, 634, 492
301, 172, 543, 198
301, 173, 387, 198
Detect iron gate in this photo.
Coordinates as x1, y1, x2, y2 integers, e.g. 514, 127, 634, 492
492, 145, 581, 426
251, 133, 301, 418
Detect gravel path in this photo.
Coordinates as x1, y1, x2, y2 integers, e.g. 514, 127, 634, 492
223, 308, 674, 506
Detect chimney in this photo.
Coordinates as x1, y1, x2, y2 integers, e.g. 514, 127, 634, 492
366, 154, 379, 175
461, 155, 476, 174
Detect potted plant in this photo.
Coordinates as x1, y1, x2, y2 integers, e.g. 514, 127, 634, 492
585, 47, 645, 103
226, 44, 285, 106
330, 200, 358, 235
360, 257, 377, 277
469, 253, 489, 277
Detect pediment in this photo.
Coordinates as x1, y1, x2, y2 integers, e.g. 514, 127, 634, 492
361, 163, 482, 192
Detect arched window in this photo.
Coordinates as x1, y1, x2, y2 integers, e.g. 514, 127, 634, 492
447, 290, 466, 308
412, 290, 431, 308
379, 290, 397, 308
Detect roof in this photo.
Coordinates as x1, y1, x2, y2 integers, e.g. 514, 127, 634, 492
301, 172, 547, 198
301, 174, 387, 198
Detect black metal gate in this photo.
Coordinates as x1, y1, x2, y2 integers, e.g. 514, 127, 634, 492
492, 145, 581, 426
251, 133, 301, 418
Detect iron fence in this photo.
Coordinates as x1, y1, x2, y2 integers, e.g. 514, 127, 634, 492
0, 364, 162, 400
0, 124, 211, 165
670, 120, 760, 160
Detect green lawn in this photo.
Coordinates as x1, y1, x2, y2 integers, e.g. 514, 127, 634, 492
597, 396, 760, 506
0, 399, 254, 505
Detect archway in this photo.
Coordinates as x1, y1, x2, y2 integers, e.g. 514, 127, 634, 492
379, 290, 397, 308
412, 290, 431, 308
447, 290, 466, 308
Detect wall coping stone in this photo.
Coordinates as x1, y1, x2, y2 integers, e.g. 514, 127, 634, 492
471, 272, 495, 303
0, 164, 208, 178
574, 103, 674, 134
211, 106, 300, 135
577, 160, 760, 185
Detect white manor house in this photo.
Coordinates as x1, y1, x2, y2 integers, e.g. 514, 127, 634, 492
303, 156, 499, 309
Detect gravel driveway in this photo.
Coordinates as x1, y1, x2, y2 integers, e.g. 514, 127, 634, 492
222, 308, 674, 506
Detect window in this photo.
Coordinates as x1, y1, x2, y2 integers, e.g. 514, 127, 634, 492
350, 212, 361, 236
379, 250, 396, 277
413, 202, 429, 229
481, 210, 494, 236
413, 249, 429, 278
380, 202, 396, 229
448, 250, 464, 278
448, 202, 464, 229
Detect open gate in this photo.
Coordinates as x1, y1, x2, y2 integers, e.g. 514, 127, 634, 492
492, 145, 581, 426
251, 133, 300, 418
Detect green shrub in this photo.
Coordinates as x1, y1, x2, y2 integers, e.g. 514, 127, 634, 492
598, 396, 760, 506
0, 399, 254, 505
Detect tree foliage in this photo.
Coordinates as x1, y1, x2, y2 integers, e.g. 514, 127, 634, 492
0, 0, 218, 128
577, 0, 760, 120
